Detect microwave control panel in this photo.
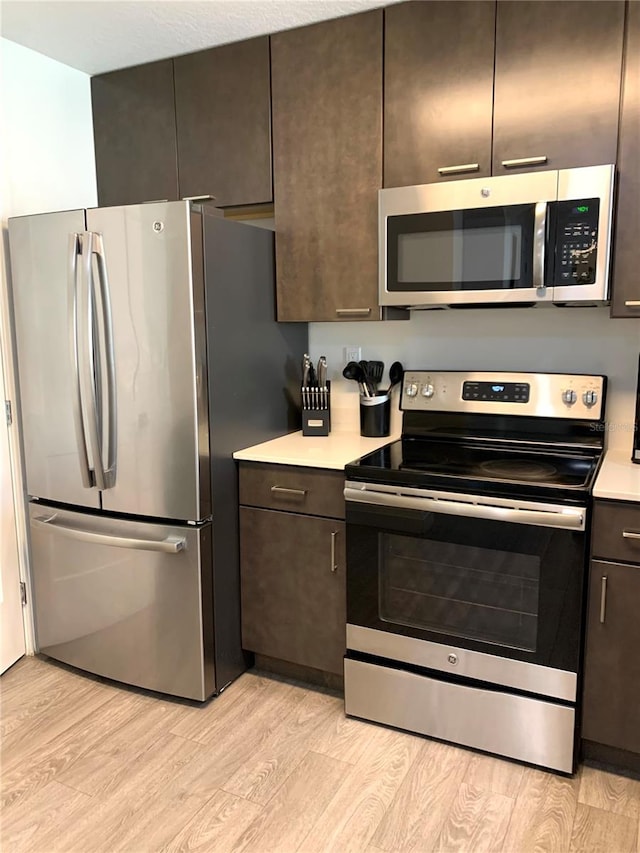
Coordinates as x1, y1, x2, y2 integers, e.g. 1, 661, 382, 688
554, 198, 599, 286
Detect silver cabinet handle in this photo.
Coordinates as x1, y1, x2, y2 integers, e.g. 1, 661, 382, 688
270, 485, 307, 498
91, 233, 117, 490
437, 163, 480, 176
501, 156, 548, 168
624, 301, 640, 307
599, 575, 608, 624
622, 530, 640, 540
68, 232, 92, 489
533, 201, 548, 290
32, 516, 185, 553
330, 530, 338, 572
335, 308, 372, 317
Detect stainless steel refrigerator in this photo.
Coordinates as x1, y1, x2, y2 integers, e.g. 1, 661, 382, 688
8, 201, 306, 700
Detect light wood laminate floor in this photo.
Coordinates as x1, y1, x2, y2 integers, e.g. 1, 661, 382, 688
1, 656, 639, 853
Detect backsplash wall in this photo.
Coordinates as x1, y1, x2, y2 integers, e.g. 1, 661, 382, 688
309, 307, 640, 453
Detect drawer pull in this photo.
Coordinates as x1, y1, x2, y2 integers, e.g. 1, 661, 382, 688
600, 576, 608, 624
270, 486, 307, 499
501, 156, 548, 168
438, 163, 480, 176
624, 301, 640, 307
335, 308, 372, 317
622, 530, 640, 540
330, 530, 338, 573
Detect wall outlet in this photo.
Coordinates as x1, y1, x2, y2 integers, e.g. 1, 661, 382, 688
344, 345, 361, 363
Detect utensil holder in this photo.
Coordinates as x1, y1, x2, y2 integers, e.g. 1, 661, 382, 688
302, 381, 331, 436
360, 392, 391, 438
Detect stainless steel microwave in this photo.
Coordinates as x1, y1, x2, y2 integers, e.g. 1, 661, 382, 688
379, 164, 615, 309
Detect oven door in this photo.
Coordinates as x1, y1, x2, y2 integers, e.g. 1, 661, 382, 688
379, 170, 558, 307
345, 483, 588, 702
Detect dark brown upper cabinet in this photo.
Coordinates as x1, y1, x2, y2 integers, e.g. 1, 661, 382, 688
173, 37, 272, 207
384, 1, 496, 187
271, 11, 384, 322
611, 1, 640, 318
91, 60, 179, 207
493, 1, 625, 174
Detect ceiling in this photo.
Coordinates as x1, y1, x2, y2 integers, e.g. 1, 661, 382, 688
1, 0, 397, 75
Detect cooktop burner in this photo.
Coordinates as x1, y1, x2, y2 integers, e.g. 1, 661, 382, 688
478, 459, 559, 481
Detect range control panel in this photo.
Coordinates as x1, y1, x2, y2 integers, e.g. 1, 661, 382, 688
402, 371, 606, 419
555, 198, 599, 285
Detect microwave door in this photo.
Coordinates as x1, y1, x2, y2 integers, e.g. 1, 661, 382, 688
551, 164, 615, 305
383, 203, 554, 307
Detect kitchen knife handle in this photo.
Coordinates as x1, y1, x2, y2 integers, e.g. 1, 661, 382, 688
270, 486, 307, 499
330, 530, 338, 572
599, 576, 608, 624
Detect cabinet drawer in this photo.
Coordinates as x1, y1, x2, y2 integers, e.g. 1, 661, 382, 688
239, 462, 345, 519
592, 502, 640, 564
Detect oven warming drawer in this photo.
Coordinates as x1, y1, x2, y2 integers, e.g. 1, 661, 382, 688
344, 658, 576, 773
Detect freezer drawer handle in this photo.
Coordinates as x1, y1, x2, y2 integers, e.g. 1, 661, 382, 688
622, 530, 640, 541
32, 516, 185, 553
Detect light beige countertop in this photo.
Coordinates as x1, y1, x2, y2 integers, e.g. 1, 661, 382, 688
594, 449, 640, 502
233, 428, 400, 470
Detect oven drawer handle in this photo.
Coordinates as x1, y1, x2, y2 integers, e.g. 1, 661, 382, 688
344, 487, 585, 530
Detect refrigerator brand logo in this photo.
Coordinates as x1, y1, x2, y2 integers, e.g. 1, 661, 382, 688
153, 221, 164, 233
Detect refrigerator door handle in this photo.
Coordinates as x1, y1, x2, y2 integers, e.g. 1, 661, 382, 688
80, 231, 107, 490
32, 515, 186, 553
91, 233, 117, 489
68, 232, 93, 488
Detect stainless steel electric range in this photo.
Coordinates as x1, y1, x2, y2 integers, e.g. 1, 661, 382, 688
344, 371, 606, 774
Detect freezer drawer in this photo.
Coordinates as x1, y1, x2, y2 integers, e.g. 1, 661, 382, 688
29, 503, 214, 700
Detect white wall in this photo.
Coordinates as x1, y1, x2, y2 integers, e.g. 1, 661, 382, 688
310, 308, 640, 452
0, 38, 98, 652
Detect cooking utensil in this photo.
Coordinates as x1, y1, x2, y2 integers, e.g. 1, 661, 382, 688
387, 361, 404, 393
359, 360, 375, 396
343, 361, 370, 396
367, 361, 385, 391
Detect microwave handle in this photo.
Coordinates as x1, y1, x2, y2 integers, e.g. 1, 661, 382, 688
533, 201, 548, 290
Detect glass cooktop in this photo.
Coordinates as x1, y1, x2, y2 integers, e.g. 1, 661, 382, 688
346, 438, 602, 503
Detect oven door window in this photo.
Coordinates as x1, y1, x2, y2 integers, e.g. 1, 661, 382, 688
380, 533, 540, 652
386, 204, 536, 293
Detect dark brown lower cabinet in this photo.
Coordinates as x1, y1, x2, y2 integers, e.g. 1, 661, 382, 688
239, 507, 346, 675
582, 501, 640, 766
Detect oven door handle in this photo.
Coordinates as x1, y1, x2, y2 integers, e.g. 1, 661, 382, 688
344, 487, 585, 531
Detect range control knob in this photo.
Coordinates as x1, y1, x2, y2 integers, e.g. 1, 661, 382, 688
562, 389, 577, 405
583, 390, 598, 407
405, 382, 418, 398
421, 383, 435, 399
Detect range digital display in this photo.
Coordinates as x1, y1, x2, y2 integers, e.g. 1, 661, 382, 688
462, 381, 530, 403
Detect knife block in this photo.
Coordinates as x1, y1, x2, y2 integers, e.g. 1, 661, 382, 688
302, 381, 331, 437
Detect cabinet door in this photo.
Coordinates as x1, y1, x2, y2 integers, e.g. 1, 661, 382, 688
91, 60, 179, 206
384, 1, 495, 186
582, 559, 640, 754
271, 11, 382, 322
240, 508, 346, 674
611, 2, 640, 318
174, 38, 272, 207
493, 1, 625, 174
